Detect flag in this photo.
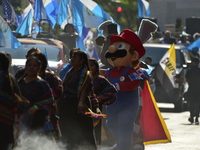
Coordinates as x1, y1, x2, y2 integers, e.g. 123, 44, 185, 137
137, 0, 150, 18
58, 0, 110, 51
80, 0, 106, 29
21, 4, 34, 21
156, 44, 176, 93
140, 81, 171, 144
43, 0, 58, 28
29, 0, 35, 7
15, 9, 33, 36
84, 28, 100, 60
0, 16, 22, 49
2, 0, 16, 24
187, 38, 200, 53
34, 0, 58, 28
58, 0, 107, 29
57, 0, 71, 29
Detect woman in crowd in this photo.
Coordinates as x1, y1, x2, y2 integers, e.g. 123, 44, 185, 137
58, 48, 97, 150
31, 51, 63, 138
15, 47, 41, 81
0, 51, 27, 149
88, 58, 117, 146
18, 56, 54, 131
58, 23, 78, 50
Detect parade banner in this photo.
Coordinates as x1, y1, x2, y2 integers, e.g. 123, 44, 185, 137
156, 44, 176, 93
140, 81, 171, 144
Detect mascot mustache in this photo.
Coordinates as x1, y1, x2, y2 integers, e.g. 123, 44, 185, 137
105, 49, 127, 59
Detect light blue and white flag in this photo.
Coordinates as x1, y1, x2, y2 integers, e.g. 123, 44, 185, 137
21, 4, 34, 21
187, 38, 200, 53
34, 0, 58, 28
80, 0, 106, 28
43, 0, 58, 28
58, 0, 107, 29
57, 0, 72, 29
138, 0, 150, 18
34, 0, 47, 23
15, 9, 33, 36
0, 16, 22, 49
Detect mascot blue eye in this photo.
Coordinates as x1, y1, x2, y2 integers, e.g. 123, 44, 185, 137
118, 44, 125, 49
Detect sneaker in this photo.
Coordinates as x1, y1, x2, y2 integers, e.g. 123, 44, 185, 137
133, 144, 145, 150
188, 117, 194, 123
110, 144, 117, 150
195, 118, 199, 125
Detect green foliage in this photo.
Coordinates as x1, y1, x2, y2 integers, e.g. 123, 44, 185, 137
93, 0, 138, 31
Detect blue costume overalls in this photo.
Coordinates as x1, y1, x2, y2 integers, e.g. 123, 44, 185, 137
106, 67, 139, 150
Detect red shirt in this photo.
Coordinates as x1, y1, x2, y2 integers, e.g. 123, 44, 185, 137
108, 66, 140, 91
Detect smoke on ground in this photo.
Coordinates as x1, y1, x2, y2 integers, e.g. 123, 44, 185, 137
15, 131, 66, 150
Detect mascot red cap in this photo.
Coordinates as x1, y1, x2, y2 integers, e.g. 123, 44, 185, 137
110, 29, 146, 59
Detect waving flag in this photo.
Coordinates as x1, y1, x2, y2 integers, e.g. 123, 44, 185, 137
58, 0, 107, 29
21, 4, 34, 21
15, 9, 33, 36
80, 0, 106, 28
34, 0, 58, 28
2, 0, 16, 24
156, 44, 176, 93
58, 0, 109, 51
0, 16, 22, 49
29, 0, 35, 7
57, 0, 71, 29
43, 0, 58, 28
187, 38, 200, 53
84, 28, 100, 60
138, 0, 150, 18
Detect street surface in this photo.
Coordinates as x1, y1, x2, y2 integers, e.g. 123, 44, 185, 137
99, 103, 200, 150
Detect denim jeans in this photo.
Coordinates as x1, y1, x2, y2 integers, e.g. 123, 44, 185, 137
106, 90, 139, 150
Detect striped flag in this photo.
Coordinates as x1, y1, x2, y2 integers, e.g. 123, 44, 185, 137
80, 0, 106, 29
34, 0, 58, 28
0, 16, 22, 49
156, 44, 176, 93
137, 0, 150, 18
2, 0, 16, 24
15, 9, 33, 36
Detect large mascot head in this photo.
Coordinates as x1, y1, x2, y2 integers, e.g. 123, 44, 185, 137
105, 29, 145, 68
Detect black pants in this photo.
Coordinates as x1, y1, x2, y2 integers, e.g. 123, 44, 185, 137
0, 123, 14, 150
31, 109, 46, 130
58, 97, 97, 150
189, 101, 200, 118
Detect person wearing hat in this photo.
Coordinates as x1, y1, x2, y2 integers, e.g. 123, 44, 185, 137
105, 29, 146, 150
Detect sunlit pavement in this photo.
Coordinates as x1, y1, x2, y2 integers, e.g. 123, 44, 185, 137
99, 103, 200, 150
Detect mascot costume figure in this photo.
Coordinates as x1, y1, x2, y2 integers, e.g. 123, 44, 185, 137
105, 29, 145, 150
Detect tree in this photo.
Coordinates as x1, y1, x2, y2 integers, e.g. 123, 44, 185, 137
93, 0, 138, 31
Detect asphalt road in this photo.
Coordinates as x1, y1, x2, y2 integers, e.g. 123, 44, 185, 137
99, 103, 200, 150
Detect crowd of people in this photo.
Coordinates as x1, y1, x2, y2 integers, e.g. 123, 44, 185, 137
0, 47, 112, 150
1, 19, 200, 150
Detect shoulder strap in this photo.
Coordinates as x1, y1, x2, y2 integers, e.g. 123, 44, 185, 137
79, 70, 90, 95
121, 67, 133, 76
106, 68, 111, 78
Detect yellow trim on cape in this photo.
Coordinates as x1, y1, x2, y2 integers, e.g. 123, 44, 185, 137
144, 81, 172, 145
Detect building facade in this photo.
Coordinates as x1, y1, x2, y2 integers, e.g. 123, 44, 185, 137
149, 0, 200, 33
